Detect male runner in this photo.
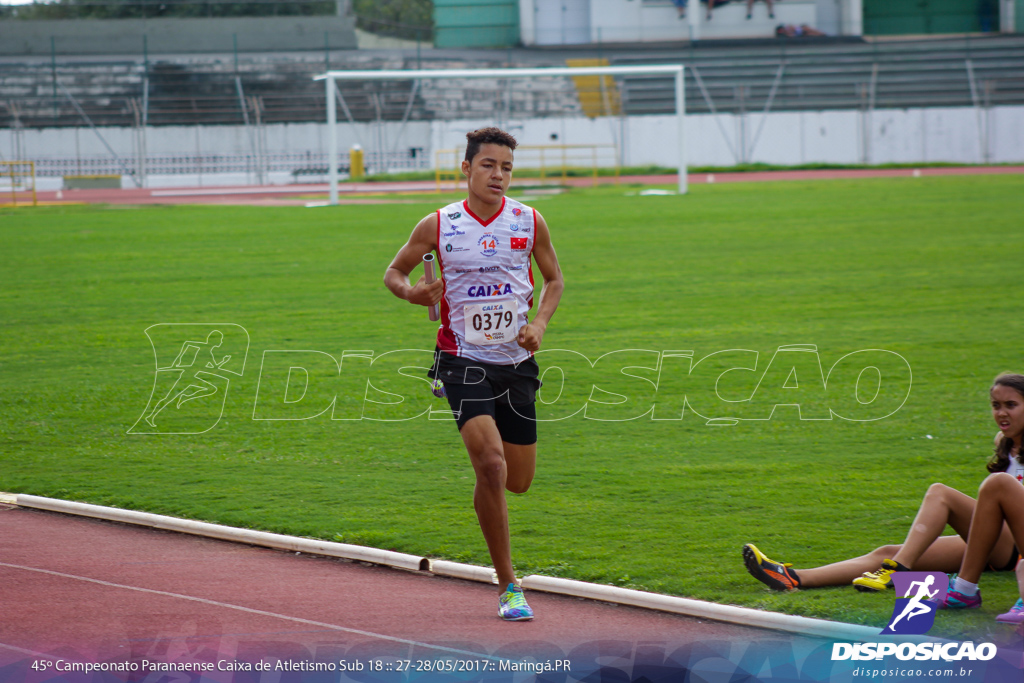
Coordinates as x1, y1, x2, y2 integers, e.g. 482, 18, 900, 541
384, 127, 564, 620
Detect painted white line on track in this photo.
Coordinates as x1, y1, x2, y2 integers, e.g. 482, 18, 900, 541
0, 562, 503, 662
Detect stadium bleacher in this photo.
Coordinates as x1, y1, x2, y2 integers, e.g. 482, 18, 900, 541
1, 34, 1023, 131
613, 33, 1024, 114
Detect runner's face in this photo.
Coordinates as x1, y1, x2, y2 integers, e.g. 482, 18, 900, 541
463, 144, 513, 203
991, 384, 1024, 443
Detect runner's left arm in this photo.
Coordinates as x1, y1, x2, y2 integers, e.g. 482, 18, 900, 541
517, 211, 564, 352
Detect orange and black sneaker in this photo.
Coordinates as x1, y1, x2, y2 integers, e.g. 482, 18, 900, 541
743, 543, 801, 591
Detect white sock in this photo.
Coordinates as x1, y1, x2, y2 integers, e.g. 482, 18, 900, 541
953, 577, 979, 596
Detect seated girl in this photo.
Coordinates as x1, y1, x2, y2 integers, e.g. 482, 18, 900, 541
743, 373, 1024, 621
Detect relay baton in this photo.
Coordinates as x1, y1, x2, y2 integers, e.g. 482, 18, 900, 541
423, 253, 440, 321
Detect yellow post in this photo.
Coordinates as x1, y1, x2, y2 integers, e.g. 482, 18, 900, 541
349, 144, 364, 180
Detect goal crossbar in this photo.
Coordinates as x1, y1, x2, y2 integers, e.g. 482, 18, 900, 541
314, 65, 687, 204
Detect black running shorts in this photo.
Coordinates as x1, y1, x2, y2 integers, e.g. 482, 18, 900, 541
428, 349, 540, 445
989, 545, 1020, 573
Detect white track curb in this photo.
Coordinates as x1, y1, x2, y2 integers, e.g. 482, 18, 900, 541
16, 494, 425, 572
7, 493, 880, 642
521, 575, 880, 641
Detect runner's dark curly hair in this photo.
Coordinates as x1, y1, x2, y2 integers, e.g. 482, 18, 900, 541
465, 127, 518, 163
987, 373, 1024, 473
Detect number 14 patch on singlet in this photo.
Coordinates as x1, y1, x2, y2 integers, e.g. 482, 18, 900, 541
464, 300, 518, 345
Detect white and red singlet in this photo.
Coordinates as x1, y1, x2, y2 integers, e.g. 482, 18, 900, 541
435, 197, 536, 364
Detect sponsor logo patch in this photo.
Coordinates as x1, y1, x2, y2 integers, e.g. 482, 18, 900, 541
448, 211, 462, 219
512, 208, 522, 217
509, 223, 520, 232
467, 283, 513, 297
478, 233, 499, 257
478, 266, 501, 273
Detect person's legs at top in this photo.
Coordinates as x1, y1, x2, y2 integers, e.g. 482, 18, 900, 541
940, 473, 1024, 608
746, 0, 775, 18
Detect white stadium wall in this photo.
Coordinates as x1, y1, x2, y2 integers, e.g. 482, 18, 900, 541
433, 106, 1023, 167
3, 106, 1021, 189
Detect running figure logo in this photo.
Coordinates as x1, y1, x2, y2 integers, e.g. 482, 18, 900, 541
129, 324, 249, 435
881, 572, 947, 635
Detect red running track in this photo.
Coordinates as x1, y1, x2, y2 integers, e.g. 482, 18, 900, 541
0, 504, 829, 683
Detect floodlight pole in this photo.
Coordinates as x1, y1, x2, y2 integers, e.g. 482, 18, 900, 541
326, 76, 339, 205
316, 65, 687, 203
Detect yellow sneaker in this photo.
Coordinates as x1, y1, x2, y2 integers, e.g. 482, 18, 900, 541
853, 559, 906, 592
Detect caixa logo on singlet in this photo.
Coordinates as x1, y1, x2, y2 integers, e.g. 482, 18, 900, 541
467, 283, 512, 298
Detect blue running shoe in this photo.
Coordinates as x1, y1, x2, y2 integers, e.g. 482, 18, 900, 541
938, 578, 982, 609
498, 583, 534, 621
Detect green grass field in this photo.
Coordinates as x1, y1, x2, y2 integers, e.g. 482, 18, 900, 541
2, 175, 1023, 639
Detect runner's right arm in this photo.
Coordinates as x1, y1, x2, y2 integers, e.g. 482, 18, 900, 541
384, 213, 444, 308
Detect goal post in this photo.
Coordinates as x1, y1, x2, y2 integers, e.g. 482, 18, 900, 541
313, 64, 687, 205
0, 161, 37, 207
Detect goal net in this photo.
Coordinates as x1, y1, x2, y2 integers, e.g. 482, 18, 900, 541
314, 64, 686, 204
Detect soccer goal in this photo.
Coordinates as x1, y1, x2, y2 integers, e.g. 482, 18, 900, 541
313, 64, 686, 205
0, 161, 37, 207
